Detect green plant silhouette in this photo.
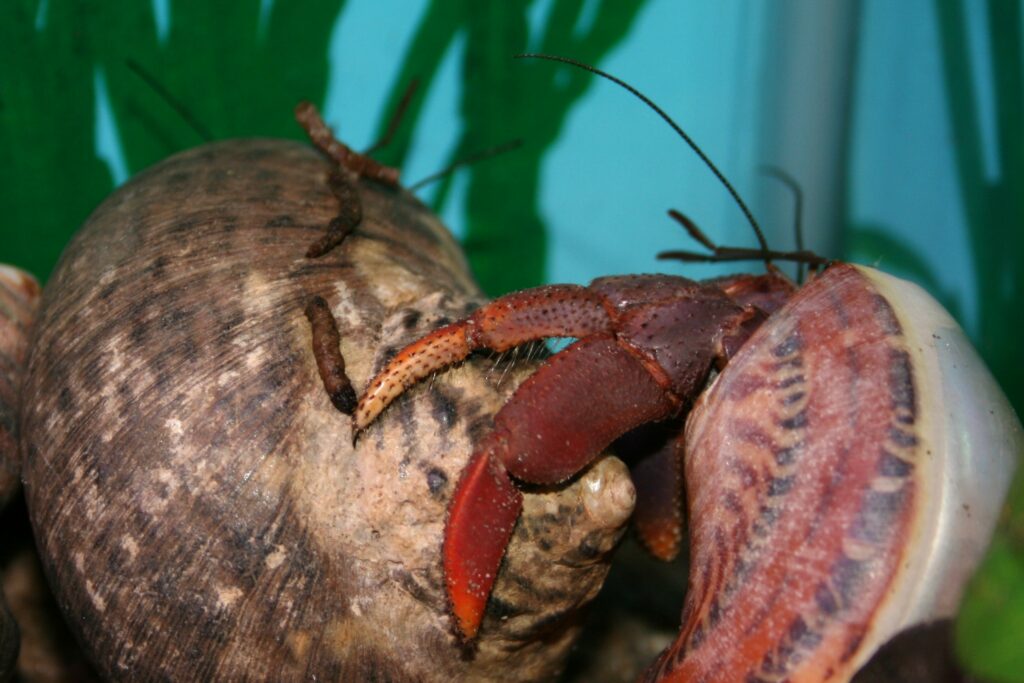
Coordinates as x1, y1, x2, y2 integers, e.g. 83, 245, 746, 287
1, 0, 644, 295
1, 0, 349, 279
932, 2, 1024, 680
373, 1, 646, 295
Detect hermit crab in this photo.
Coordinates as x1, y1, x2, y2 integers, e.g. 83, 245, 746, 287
352, 57, 1022, 681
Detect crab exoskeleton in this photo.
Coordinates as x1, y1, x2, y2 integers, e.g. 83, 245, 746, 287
355, 262, 1021, 682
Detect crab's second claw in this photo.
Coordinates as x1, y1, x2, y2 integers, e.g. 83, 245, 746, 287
354, 285, 612, 434
443, 447, 524, 641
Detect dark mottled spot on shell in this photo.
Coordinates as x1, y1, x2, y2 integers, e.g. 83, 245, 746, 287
576, 531, 604, 560
57, 386, 74, 412
99, 281, 118, 301
877, 450, 913, 477
401, 310, 422, 330
130, 315, 151, 347
872, 294, 903, 336
169, 215, 202, 236
465, 415, 493, 444
426, 468, 447, 496
831, 554, 864, 608
777, 374, 804, 390
815, 582, 839, 616
377, 345, 401, 370
774, 446, 797, 466
888, 427, 918, 448
767, 475, 794, 497
888, 348, 916, 418
779, 410, 807, 431
771, 334, 802, 358
758, 505, 780, 526
485, 596, 522, 622
429, 389, 458, 432
265, 214, 294, 228
146, 255, 170, 279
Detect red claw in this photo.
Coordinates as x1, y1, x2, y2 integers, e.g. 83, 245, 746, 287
444, 335, 680, 640
443, 448, 523, 640
358, 274, 766, 643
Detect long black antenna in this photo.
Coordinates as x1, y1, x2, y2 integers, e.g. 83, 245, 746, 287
408, 139, 524, 191
657, 209, 827, 267
364, 78, 420, 155
760, 165, 806, 281
515, 53, 770, 259
126, 59, 213, 142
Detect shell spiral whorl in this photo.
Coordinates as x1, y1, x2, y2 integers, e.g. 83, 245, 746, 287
17, 139, 633, 682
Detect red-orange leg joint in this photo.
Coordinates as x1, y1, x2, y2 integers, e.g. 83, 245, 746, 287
354, 285, 612, 433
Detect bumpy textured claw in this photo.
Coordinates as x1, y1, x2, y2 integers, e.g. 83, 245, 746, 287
354, 284, 611, 432
443, 336, 679, 640
443, 449, 523, 640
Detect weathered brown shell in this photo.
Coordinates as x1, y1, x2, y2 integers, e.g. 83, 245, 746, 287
1, 265, 41, 682
0, 266, 39, 509
0, 590, 13, 683
18, 139, 634, 681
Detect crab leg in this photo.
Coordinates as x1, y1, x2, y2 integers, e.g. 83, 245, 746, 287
618, 420, 688, 562
445, 336, 679, 639
354, 285, 613, 431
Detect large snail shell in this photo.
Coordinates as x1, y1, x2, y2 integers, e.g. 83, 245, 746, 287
17, 139, 634, 681
1, 266, 39, 508
650, 263, 1021, 682
1, 265, 40, 682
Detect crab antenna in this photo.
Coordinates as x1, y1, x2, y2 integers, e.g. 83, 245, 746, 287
760, 165, 806, 282
126, 59, 213, 142
408, 139, 525, 191
667, 209, 717, 251
365, 78, 420, 155
515, 53, 770, 258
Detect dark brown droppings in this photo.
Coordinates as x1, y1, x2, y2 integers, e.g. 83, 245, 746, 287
305, 169, 364, 259
305, 217, 353, 259
294, 101, 399, 186
304, 296, 356, 415
296, 102, 403, 258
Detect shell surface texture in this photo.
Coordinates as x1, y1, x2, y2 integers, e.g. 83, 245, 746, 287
14, 128, 636, 680
353, 61, 1023, 682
